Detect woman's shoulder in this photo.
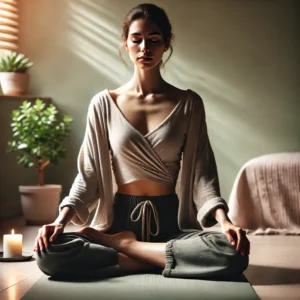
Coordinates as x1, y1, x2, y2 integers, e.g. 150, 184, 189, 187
88, 89, 111, 107
166, 85, 202, 102
184, 88, 202, 101
106, 86, 132, 103
176, 88, 205, 118
184, 89, 204, 108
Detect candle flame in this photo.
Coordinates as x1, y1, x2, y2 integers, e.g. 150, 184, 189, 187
11, 229, 14, 235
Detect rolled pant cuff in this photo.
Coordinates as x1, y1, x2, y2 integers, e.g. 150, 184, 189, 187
162, 239, 175, 277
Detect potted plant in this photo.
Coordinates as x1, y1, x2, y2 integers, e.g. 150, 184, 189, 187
0, 51, 33, 95
7, 99, 73, 224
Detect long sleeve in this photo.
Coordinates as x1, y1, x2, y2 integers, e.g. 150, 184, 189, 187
181, 91, 229, 228
59, 94, 114, 228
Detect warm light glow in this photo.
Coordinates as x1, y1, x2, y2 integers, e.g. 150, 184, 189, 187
67, 1, 127, 84
11, 229, 14, 234
7, 272, 18, 300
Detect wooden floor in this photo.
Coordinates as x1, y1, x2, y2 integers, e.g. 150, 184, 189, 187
0, 217, 300, 300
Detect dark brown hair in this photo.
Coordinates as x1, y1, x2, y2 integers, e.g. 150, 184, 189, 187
119, 3, 174, 68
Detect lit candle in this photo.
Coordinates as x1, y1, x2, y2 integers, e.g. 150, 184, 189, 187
3, 229, 23, 258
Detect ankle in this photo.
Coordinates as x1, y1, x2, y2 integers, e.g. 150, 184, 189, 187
118, 238, 135, 251
118, 253, 155, 272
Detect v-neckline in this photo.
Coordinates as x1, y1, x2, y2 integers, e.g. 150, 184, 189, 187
105, 89, 184, 138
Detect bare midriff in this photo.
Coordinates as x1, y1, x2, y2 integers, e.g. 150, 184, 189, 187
117, 178, 176, 196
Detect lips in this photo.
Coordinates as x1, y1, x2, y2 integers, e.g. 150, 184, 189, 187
138, 56, 152, 61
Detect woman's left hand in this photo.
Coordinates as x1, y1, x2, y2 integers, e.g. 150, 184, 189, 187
221, 221, 250, 256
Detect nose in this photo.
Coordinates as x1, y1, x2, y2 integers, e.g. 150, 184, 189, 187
140, 40, 150, 53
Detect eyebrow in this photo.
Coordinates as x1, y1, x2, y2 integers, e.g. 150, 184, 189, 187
130, 31, 161, 36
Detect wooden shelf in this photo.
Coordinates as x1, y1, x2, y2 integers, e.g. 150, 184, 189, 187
0, 94, 52, 103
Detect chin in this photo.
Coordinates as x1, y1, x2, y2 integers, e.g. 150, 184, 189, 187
135, 61, 160, 70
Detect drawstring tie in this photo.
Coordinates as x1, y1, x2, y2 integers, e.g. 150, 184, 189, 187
130, 200, 160, 242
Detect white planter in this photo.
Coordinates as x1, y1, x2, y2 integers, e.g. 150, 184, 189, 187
0, 72, 30, 95
19, 185, 62, 225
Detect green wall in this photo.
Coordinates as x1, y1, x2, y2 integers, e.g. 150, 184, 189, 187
1, 0, 299, 220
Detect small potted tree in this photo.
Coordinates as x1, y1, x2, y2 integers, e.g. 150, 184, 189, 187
7, 99, 73, 224
0, 51, 33, 95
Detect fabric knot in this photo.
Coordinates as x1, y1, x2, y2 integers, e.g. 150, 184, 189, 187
130, 200, 160, 242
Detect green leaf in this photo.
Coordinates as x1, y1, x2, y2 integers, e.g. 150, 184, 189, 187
17, 114, 25, 121
17, 143, 27, 149
12, 110, 19, 117
7, 98, 73, 172
0, 52, 33, 72
17, 156, 25, 164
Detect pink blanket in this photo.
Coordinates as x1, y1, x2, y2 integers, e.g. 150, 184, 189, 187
228, 152, 300, 235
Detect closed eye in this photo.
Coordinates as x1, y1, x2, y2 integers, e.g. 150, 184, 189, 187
132, 40, 160, 43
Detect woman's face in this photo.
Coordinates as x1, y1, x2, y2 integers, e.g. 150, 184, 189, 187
125, 18, 169, 70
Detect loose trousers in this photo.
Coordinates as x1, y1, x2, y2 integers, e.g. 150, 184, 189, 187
36, 192, 248, 279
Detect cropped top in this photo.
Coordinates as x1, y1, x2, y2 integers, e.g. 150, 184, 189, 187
59, 89, 229, 237
106, 89, 186, 186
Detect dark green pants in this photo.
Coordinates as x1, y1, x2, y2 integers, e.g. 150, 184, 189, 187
36, 193, 248, 279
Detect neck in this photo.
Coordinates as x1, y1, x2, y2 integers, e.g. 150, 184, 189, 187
127, 64, 167, 96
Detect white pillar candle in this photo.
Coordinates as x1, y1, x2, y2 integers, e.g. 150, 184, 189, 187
3, 229, 23, 258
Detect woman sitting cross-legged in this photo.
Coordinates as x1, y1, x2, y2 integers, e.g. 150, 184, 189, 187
33, 3, 250, 280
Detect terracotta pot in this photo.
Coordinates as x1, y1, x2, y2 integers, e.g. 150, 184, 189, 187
19, 185, 62, 225
0, 72, 30, 95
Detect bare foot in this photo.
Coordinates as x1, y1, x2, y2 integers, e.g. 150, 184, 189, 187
95, 230, 137, 251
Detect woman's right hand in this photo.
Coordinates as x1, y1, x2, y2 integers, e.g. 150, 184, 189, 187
33, 222, 65, 252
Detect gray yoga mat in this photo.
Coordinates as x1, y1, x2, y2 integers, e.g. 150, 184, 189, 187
21, 272, 259, 300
